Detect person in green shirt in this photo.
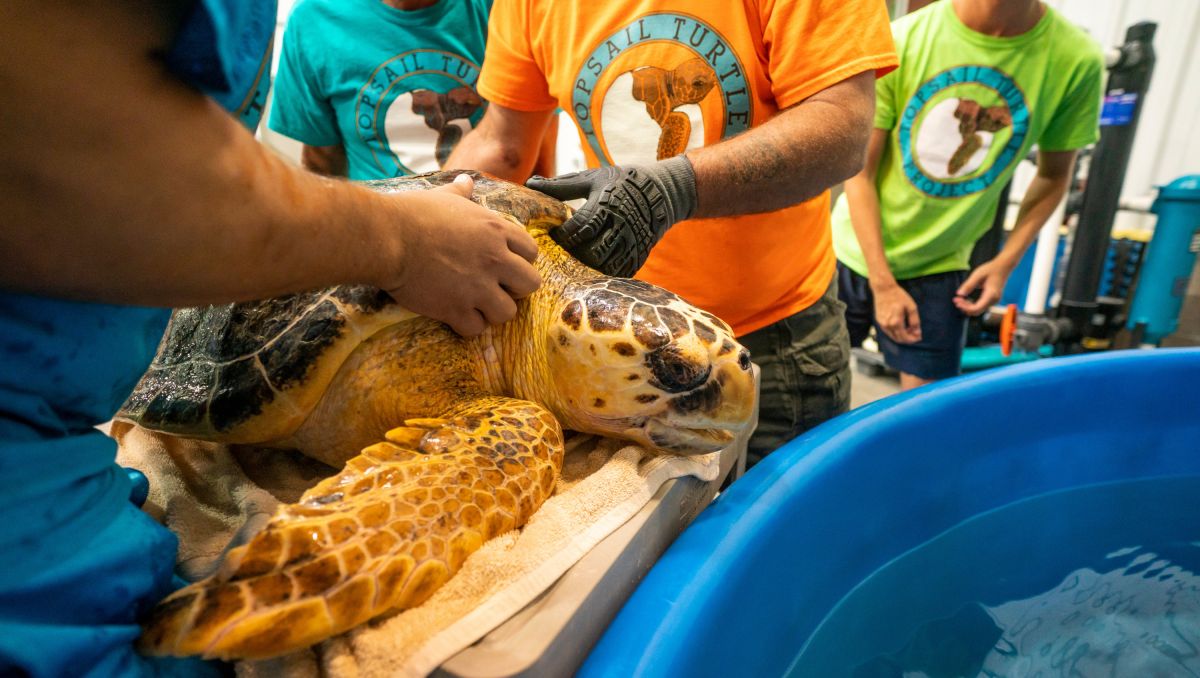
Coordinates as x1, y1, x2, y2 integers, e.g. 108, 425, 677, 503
831, 0, 1103, 390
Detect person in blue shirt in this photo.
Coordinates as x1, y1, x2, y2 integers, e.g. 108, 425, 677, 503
0, 1, 542, 675
269, 0, 556, 180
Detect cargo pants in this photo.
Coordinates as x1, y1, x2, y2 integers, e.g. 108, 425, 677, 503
738, 276, 852, 469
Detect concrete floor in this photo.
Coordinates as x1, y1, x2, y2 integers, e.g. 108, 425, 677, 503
848, 356, 902, 410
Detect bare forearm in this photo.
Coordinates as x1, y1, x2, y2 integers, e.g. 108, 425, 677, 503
447, 127, 527, 182
0, 1, 411, 306
447, 107, 554, 182
688, 71, 875, 219
955, 162, 1073, 316
531, 118, 559, 179
844, 173, 896, 287
301, 144, 349, 178
994, 173, 1070, 270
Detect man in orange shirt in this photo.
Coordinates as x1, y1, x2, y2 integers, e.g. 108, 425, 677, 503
449, 0, 897, 467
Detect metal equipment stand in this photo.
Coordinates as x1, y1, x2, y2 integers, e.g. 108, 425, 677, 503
1054, 22, 1157, 349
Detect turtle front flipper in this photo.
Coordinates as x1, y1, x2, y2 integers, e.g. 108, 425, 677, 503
657, 111, 692, 160
948, 132, 983, 175
138, 396, 564, 661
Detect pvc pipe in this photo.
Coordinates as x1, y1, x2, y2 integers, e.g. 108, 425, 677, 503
1024, 196, 1068, 314
1105, 47, 1123, 69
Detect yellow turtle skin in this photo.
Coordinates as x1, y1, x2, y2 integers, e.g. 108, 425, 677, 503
120, 171, 756, 660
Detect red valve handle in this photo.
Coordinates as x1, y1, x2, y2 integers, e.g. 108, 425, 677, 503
999, 304, 1018, 357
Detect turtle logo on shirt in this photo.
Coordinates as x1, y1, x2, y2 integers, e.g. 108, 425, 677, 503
410, 87, 485, 166
899, 65, 1029, 198
631, 59, 718, 159
949, 98, 1012, 175
571, 14, 752, 167
356, 49, 485, 176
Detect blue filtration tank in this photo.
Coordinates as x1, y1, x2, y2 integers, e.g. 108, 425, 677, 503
1126, 175, 1200, 344
579, 349, 1200, 677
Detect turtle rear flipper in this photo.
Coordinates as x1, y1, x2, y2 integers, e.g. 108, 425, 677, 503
137, 397, 564, 660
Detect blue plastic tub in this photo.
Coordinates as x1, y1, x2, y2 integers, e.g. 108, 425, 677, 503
580, 349, 1200, 677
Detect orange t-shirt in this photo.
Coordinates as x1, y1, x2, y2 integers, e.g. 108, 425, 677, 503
479, 0, 897, 336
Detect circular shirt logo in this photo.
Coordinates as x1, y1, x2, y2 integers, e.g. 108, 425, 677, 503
571, 13, 753, 166
899, 65, 1029, 198
355, 49, 484, 176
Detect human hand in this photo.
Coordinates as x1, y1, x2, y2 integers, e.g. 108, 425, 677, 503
525, 156, 697, 277
382, 174, 541, 337
872, 282, 922, 344
954, 259, 1011, 316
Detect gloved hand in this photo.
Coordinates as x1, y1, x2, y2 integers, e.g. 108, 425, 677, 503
526, 156, 697, 277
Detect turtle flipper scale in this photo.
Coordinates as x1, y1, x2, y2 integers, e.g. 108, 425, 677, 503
137, 396, 564, 661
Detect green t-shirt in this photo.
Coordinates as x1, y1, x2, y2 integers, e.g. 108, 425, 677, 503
269, 0, 492, 180
832, 2, 1103, 280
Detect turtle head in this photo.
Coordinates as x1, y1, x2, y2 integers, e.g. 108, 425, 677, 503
543, 279, 755, 454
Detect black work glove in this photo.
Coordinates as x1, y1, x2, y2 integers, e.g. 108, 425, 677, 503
526, 156, 697, 277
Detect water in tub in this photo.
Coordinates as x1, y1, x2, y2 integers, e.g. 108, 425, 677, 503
790, 476, 1200, 677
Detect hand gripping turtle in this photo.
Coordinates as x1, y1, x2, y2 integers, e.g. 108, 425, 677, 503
118, 172, 756, 660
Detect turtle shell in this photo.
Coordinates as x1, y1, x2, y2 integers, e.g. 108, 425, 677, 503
119, 285, 412, 442
364, 170, 570, 233
119, 171, 569, 442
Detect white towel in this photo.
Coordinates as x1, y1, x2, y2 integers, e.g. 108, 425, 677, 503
113, 425, 721, 677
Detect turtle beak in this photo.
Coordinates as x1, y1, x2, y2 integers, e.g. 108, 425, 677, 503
629, 355, 757, 455
634, 420, 735, 454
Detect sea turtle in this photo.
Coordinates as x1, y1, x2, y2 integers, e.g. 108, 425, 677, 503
118, 171, 756, 661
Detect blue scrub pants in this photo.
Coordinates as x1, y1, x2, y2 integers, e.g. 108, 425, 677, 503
0, 434, 228, 677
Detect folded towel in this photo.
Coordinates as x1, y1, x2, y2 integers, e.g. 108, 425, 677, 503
113, 425, 722, 677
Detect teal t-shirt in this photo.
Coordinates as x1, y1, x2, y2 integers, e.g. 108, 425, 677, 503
269, 0, 493, 179
832, 2, 1103, 280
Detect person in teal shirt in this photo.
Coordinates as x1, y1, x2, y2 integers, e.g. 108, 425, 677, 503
0, 0, 543, 674
831, 0, 1103, 390
269, 0, 555, 180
